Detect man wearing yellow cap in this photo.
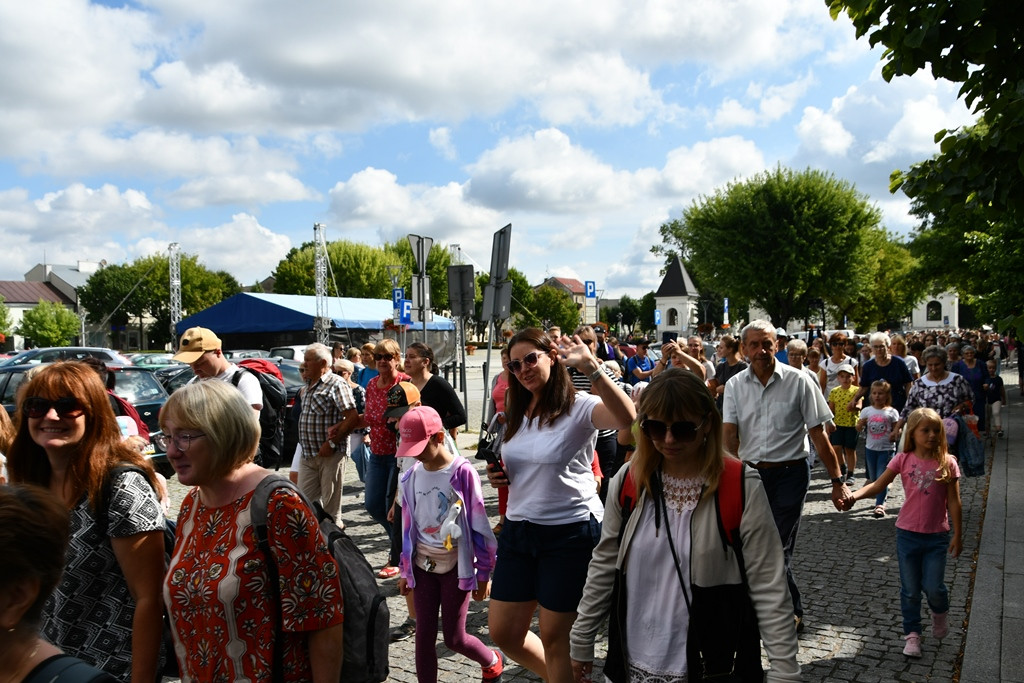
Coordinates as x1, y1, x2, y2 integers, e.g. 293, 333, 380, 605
172, 327, 262, 413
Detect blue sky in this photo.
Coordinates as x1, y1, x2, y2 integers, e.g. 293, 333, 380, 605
0, 0, 974, 298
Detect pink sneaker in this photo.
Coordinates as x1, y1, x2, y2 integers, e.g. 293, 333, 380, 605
933, 611, 949, 639
903, 632, 922, 658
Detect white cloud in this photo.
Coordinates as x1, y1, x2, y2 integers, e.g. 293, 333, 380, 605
863, 93, 973, 163
144, 213, 292, 283
658, 137, 767, 197
713, 72, 816, 130
796, 106, 855, 156
168, 172, 318, 208
429, 128, 457, 161
466, 128, 636, 212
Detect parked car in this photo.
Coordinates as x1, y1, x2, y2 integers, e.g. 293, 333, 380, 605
130, 353, 184, 368
223, 349, 270, 359
269, 345, 307, 360
0, 346, 132, 368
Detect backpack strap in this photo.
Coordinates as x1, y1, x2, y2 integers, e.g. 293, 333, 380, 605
715, 458, 749, 590
23, 654, 117, 683
616, 467, 638, 545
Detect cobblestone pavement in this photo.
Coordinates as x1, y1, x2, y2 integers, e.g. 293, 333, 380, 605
163, 359, 1012, 682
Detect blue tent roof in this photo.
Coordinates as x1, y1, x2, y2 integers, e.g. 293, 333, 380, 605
175, 293, 454, 335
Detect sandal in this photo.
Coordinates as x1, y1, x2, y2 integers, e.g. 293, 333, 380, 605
376, 565, 400, 579
872, 505, 886, 518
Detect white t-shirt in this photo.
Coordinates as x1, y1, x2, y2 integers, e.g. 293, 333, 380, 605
190, 362, 263, 409
502, 392, 601, 525
411, 461, 457, 550
860, 405, 900, 452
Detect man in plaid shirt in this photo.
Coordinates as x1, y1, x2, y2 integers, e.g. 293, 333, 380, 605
298, 342, 360, 524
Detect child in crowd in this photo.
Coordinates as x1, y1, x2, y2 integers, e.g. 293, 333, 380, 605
856, 380, 900, 518
828, 364, 860, 485
396, 406, 503, 683
985, 360, 1006, 438
847, 408, 962, 658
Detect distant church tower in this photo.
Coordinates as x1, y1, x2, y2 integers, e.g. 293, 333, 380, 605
654, 256, 700, 342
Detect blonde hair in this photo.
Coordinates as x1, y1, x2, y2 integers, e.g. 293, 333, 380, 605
159, 380, 260, 480
869, 380, 892, 407
631, 368, 724, 500
904, 408, 954, 483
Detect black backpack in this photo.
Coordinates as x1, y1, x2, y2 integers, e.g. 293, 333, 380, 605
251, 475, 390, 683
231, 359, 287, 468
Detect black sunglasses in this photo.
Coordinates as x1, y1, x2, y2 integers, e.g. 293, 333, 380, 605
24, 396, 85, 420
640, 415, 709, 442
374, 353, 395, 361
508, 350, 544, 375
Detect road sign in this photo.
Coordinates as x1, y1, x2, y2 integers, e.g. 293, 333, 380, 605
447, 265, 475, 318
392, 287, 405, 309
654, 309, 661, 326
585, 280, 596, 298
482, 280, 512, 321
407, 234, 433, 274
400, 300, 413, 325
489, 224, 511, 283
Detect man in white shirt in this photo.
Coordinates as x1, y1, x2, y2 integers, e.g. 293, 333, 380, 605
172, 327, 262, 413
722, 320, 852, 631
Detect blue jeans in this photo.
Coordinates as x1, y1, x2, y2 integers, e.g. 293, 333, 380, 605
754, 462, 810, 618
896, 529, 950, 635
864, 448, 894, 506
351, 440, 368, 483
364, 450, 398, 560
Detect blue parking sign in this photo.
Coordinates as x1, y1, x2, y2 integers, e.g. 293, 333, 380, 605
392, 288, 405, 309
585, 280, 596, 298
654, 309, 661, 325
400, 299, 413, 325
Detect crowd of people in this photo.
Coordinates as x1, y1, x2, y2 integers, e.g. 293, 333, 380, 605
0, 321, 1009, 681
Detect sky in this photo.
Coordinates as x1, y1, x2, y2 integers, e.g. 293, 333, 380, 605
0, 0, 975, 299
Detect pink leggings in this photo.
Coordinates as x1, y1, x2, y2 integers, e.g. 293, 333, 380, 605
412, 565, 493, 682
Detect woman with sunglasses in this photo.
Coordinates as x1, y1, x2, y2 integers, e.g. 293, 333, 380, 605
363, 338, 412, 578
486, 328, 636, 683
569, 369, 800, 682
6, 362, 167, 682
823, 331, 859, 394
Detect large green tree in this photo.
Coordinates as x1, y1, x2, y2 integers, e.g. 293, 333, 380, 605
16, 300, 80, 347
79, 254, 240, 347
0, 295, 13, 340
530, 286, 581, 333
655, 166, 882, 328
273, 239, 452, 310
827, 0, 1024, 324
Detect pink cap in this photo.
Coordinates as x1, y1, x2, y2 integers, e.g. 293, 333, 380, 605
396, 406, 444, 457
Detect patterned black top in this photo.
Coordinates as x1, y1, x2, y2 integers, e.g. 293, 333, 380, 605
42, 470, 165, 681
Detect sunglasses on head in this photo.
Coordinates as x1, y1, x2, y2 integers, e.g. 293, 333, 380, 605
24, 396, 85, 420
374, 353, 395, 361
508, 350, 544, 375
640, 415, 709, 442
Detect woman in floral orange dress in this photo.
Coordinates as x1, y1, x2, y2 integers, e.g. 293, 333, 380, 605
161, 380, 344, 681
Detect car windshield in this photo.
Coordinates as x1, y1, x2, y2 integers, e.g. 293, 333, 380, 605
112, 370, 167, 403
1, 370, 28, 405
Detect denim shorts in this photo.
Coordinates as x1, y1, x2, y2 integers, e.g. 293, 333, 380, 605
829, 425, 858, 450
490, 515, 602, 613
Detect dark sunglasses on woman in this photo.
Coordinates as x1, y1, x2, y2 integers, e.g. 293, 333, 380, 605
374, 353, 395, 361
640, 415, 709, 442
24, 396, 85, 419
508, 350, 544, 375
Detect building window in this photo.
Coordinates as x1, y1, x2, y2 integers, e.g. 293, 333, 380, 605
926, 301, 942, 322
668, 308, 678, 326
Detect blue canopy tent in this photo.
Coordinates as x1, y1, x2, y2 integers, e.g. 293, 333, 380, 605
175, 293, 455, 335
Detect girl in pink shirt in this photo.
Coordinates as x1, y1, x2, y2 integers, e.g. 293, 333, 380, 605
847, 407, 962, 659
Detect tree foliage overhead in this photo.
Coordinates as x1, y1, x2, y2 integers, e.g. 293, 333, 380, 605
273, 238, 452, 310
655, 167, 882, 328
78, 253, 240, 347
530, 285, 581, 334
827, 0, 1024, 324
16, 300, 80, 347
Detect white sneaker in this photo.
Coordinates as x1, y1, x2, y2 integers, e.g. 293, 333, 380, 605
903, 632, 922, 658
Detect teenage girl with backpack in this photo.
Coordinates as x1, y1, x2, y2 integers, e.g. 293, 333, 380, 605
847, 407, 963, 658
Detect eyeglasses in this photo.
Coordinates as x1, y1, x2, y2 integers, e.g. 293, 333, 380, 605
168, 433, 206, 452
24, 396, 85, 419
374, 353, 395, 361
508, 350, 544, 375
640, 415, 709, 442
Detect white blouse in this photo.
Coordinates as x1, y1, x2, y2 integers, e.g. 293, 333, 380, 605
623, 474, 703, 682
